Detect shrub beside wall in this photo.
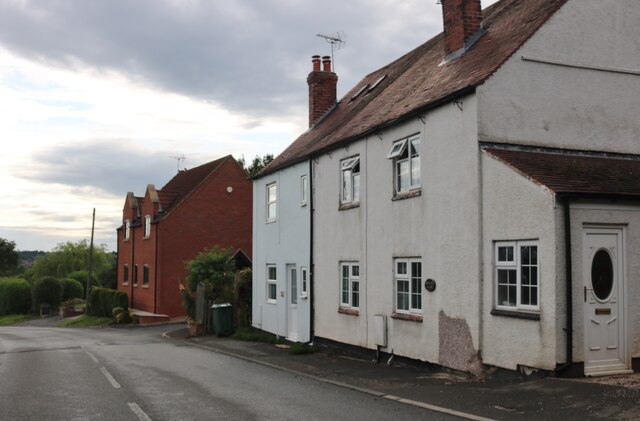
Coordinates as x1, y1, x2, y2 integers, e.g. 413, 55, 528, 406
32, 276, 63, 311
0, 277, 32, 315
87, 287, 128, 317
61, 278, 84, 301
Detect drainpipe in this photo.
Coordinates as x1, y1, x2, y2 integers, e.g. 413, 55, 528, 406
153, 221, 159, 314
557, 195, 573, 372
131, 224, 135, 309
309, 159, 315, 342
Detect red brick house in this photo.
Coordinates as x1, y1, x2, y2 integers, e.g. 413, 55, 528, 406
117, 155, 252, 318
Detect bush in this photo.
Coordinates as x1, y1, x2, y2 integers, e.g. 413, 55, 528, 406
61, 278, 84, 301
0, 277, 32, 315
112, 307, 131, 324
87, 287, 128, 318
32, 276, 63, 311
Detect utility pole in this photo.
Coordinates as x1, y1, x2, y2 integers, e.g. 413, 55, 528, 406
86, 208, 95, 303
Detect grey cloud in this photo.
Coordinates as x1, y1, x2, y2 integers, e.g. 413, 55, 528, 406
0, 0, 446, 118
15, 139, 203, 197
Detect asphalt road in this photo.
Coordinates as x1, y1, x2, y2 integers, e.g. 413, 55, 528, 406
0, 325, 461, 420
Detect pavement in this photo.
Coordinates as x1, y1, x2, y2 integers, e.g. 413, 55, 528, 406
163, 326, 640, 421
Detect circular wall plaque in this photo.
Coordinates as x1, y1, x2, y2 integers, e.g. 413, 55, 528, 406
425, 278, 436, 292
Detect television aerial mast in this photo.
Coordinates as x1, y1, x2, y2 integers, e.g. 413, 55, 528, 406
316, 31, 346, 71
169, 155, 186, 172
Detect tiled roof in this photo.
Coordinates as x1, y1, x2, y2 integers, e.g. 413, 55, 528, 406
260, 0, 568, 177
158, 155, 229, 212
485, 147, 640, 197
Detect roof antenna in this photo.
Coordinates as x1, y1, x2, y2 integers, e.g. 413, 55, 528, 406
169, 155, 186, 172
316, 31, 346, 72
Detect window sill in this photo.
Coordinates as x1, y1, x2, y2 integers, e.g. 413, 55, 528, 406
133, 284, 138, 288
142, 285, 150, 289
265, 299, 277, 305
491, 309, 540, 321
143, 236, 150, 240
391, 312, 423, 322
265, 219, 277, 224
338, 307, 359, 316
392, 189, 421, 201
339, 202, 360, 211
300, 202, 307, 207
123, 283, 129, 286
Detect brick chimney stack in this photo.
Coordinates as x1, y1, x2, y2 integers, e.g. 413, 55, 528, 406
307, 55, 338, 128
441, 0, 483, 57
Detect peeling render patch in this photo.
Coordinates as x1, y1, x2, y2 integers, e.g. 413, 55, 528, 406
438, 311, 483, 375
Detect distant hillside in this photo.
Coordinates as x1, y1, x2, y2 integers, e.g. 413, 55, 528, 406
19, 250, 47, 268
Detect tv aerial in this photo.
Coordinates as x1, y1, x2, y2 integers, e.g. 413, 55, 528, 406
316, 31, 346, 71
169, 154, 186, 172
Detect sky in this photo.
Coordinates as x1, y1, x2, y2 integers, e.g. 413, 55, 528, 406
0, 0, 498, 252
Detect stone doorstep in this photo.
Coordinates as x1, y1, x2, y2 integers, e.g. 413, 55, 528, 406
129, 308, 172, 326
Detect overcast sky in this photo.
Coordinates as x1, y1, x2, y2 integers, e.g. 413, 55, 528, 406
0, 0, 498, 252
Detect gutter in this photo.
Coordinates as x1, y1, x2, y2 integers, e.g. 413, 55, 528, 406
131, 224, 135, 308
153, 221, 159, 314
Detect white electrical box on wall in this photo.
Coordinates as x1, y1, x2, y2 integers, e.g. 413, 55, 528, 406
374, 314, 387, 347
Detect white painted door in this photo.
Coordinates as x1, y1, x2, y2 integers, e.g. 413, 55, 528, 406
583, 227, 630, 376
287, 265, 298, 341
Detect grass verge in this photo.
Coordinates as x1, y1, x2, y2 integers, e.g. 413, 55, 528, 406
0, 314, 38, 326
231, 326, 280, 344
289, 342, 318, 355
57, 315, 113, 328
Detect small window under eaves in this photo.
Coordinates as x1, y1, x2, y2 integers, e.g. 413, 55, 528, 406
387, 139, 408, 159
350, 84, 369, 101
341, 157, 360, 170
368, 75, 387, 93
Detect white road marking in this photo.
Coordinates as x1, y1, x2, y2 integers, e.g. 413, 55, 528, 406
85, 351, 99, 363
128, 402, 152, 421
99, 366, 121, 389
384, 395, 496, 421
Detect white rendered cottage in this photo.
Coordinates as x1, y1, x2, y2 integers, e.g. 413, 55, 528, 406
254, 0, 640, 376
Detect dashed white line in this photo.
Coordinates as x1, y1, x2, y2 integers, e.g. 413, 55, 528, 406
128, 402, 152, 421
384, 395, 496, 421
100, 366, 121, 389
85, 351, 99, 363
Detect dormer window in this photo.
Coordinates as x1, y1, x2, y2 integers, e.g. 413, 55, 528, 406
124, 220, 131, 241
144, 215, 151, 238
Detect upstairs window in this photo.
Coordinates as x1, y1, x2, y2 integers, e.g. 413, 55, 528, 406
124, 220, 131, 241
144, 215, 151, 238
495, 241, 539, 311
301, 175, 308, 206
133, 264, 139, 286
388, 135, 421, 194
340, 262, 360, 309
340, 156, 360, 205
266, 183, 277, 222
300, 267, 308, 299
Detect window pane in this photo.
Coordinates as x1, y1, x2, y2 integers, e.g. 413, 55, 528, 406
411, 156, 420, 186
397, 279, 409, 311
291, 269, 297, 304
268, 185, 276, 201
269, 283, 277, 300
352, 281, 359, 308
301, 177, 307, 202
411, 262, 422, 279
268, 266, 276, 280
397, 261, 407, 275
268, 203, 276, 220
353, 173, 360, 202
342, 265, 349, 278
521, 246, 530, 265
497, 269, 517, 307
498, 246, 514, 262
397, 160, 409, 192
342, 170, 352, 202
352, 265, 359, 277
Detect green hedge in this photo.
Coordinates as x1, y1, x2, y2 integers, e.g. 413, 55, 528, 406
61, 278, 84, 301
87, 287, 128, 317
32, 276, 63, 311
0, 277, 32, 315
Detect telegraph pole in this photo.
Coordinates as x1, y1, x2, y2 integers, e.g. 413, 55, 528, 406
86, 208, 95, 303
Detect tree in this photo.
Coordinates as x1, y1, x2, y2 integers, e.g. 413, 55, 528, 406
0, 238, 19, 277
237, 154, 274, 177
26, 240, 112, 285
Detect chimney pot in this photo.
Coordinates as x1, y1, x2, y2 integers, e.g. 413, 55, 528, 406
322, 56, 332, 72
312, 55, 321, 72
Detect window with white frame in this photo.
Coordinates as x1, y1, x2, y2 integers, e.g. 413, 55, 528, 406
495, 241, 539, 311
340, 262, 360, 308
394, 258, 422, 313
266, 183, 277, 222
300, 267, 308, 298
124, 220, 131, 241
143, 264, 150, 286
266, 265, 277, 302
387, 134, 421, 193
144, 215, 151, 238
340, 156, 360, 204
301, 175, 308, 206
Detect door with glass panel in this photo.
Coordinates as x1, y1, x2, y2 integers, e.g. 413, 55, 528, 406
287, 264, 298, 341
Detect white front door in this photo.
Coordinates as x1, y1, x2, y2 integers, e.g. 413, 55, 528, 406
583, 226, 630, 376
287, 265, 298, 341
